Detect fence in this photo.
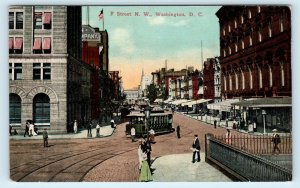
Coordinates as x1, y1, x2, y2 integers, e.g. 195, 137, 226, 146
205, 134, 292, 181
214, 133, 292, 155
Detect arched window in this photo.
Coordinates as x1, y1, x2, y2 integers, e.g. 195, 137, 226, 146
269, 65, 273, 87
241, 71, 245, 89
228, 46, 231, 55
33, 93, 50, 125
235, 72, 239, 90
224, 76, 227, 91
235, 43, 238, 52
248, 9, 252, 19
229, 75, 232, 90
280, 15, 284, 32
280, 62, 285, 86
258, 67, 262, 88
249, 68, 253, 89
268, 21, 272, 37
9, 93, 21, 125
241, 40, 244, 49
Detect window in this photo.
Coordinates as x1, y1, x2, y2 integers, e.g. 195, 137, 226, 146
248, 9, 252, 19
234, 19, 237, 28
268, 21, 272, 38
222, 28, 225, 36
280, 63, 285, 86
258, 6, 261, 13
258, 29, 262, 42
228, 25, 231, 32
235, 43, 238, 52
269, 65, 273, 87
258, 67, 262, 88
241, 40, 244, 49
229, 75, 232, 90
280, 15, 284, 32
16, 12, 23, 29
242, 71, 245, 89
241, 15, 244, 24
249, 68, 253, 89
9, 12, 14, 29
33, 37, 51, 54
228, 46, 231, 55
223, 50, 226, 57
33, 93, 50, 125
33, 63, 51, 80
9, 63, 22, 80
9, 37, 23, 54
34, 12, 52, 30
9, 12, 23, 29
9, 94, 21, 125
249, 35, 253, 46
235, 73, 238, 90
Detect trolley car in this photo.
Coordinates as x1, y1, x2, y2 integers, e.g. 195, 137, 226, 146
125, 108, 174, 137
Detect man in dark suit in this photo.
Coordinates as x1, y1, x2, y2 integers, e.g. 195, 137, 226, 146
192, 134, 201, 163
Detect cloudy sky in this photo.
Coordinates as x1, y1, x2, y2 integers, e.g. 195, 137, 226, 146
82, 6, 221, 89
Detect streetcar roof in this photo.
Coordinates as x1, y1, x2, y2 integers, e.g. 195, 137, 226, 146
126, 111, 172, 117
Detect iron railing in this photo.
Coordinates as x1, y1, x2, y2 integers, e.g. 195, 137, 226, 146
214, 134, 292, 155
205, 134, 292, 181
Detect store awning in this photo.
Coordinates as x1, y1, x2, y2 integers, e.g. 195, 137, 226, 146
43, 37, 51, 50
170, 99, 191, 105
154, 99, 163, 103
182, 99, 212, 107
43, 12, 52, 24
33, 38, 42, 50
9, 38, 13, 49
207, 99, 240, 111
231, 97, 292, 108
163, 98, 173, 104
14, 37, 23, 50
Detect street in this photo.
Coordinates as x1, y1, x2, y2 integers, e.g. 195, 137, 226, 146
10, 113, 245, 182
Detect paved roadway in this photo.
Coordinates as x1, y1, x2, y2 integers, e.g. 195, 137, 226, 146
10, 113, 239, 182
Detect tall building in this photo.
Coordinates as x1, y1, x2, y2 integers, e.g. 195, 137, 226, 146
9, 6, 91, 133
216, 6, 291, 98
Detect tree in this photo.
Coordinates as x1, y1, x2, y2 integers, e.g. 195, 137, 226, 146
146, 84, 158, 104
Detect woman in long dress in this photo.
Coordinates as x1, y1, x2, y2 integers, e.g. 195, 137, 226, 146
139, 149, 153, 182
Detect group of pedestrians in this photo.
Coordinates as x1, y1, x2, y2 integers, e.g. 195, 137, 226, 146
24, 120, 38, 137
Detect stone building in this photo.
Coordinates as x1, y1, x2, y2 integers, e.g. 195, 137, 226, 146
216, 6, 291, 98
203, 58, 215, 100
9, 6, 91, 133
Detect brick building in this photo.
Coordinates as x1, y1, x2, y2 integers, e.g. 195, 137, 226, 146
203, 58, 215, 99
216, 6, 291, 98
9, 6, 91, 133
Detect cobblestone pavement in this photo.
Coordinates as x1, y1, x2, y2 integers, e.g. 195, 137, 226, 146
10, 113, 243, 182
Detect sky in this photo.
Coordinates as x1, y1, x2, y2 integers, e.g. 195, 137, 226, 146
82, 6, 221, 89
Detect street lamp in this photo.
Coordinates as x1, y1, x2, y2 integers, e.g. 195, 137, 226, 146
144, 106, 151, 142
262, 109, 267, 134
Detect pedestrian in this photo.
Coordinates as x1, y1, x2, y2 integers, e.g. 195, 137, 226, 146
43, 128, 48, 147
29, 122, 37, 136
176, 125, 181, 139
87, 121, 92, 137
271, 129, 281, 154
96, 123, 100, 137
139, 147, 153, 182
24, 121, 29, 137
191, 134, 201, 163
225, 128, 232, 145
253, 121, 257, 132
73, 120, 78, 134
9, 125, 12, 136
137, 139, 144, 170
149, 129, 155, 143
233, 119, 237, 129
214, 119, 217, 129
145, 139, 152, 167
111, 118, 115, 128
131, 126, 136, 142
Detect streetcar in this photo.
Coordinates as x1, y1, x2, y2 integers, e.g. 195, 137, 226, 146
125, 107, 174, 137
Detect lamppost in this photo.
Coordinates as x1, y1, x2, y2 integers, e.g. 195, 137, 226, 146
144, 106, 151, 142
262, 109, 267, 134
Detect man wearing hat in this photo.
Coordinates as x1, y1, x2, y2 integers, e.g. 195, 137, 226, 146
192, 134, 201, 163
271, 129, 281, 154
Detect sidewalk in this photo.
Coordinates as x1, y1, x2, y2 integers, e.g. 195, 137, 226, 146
9, 125, 115, 140
151, 153, 232, 182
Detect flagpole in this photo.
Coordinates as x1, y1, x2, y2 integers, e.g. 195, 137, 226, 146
102, 9, 105, 31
